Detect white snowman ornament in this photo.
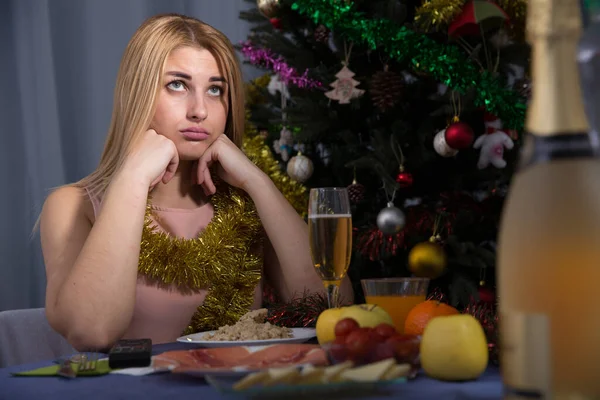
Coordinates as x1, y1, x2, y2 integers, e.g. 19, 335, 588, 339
473, 112, 515, 169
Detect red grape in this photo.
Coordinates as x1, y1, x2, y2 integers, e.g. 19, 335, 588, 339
374, 323, 397, 339
369, 342, 397, 363
328, 337, 349, 362
334, 318, 360, 338
344, 327, 372, 359
385, 334, 420, 363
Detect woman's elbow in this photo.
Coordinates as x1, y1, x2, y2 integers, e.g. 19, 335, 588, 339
65, 324, 120, 352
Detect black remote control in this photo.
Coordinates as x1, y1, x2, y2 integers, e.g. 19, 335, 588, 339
108, 338, 152, 369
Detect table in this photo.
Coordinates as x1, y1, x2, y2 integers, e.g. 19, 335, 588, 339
0, 342, 503, 399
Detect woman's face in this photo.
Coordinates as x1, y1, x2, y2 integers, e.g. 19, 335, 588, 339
151, 46, 229, 160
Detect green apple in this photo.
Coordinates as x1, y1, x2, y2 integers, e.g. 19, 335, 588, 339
338, 304, 394, 328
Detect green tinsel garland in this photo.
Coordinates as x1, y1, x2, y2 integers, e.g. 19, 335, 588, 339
290, 0, 526, 131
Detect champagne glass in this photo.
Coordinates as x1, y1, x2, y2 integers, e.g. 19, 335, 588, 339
308, 188, 352, 309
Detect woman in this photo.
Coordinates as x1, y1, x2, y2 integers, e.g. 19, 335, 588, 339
40, 13, 353, 351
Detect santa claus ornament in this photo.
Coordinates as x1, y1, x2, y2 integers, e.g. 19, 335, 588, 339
473, 112, 515, 169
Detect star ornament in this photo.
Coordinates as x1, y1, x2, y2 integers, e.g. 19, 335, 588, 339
325, 65, 365, 104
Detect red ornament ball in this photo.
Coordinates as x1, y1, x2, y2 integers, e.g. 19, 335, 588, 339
444, 122, 474, 150
270, 17, 282, 30
395, 171, 414, 188
478, 286, 496, 304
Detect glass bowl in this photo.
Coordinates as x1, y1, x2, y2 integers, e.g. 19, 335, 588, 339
321, 333, 421, 378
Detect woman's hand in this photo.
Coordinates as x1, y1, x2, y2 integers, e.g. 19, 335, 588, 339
118, 129, 179, 189
196, 134, 264, 195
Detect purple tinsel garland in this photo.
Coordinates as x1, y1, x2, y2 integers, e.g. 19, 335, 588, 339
240, 41, 322, 89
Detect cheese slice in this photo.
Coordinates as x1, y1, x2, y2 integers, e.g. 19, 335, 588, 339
233, 371, 269, 390
321, 361, 354, 383
262, 366, 300, 386
339, 358, 396, 382
382, 363, 411, 380
297, 364, 325, 385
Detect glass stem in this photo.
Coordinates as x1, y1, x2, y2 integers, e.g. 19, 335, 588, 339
325, 283, 340, 309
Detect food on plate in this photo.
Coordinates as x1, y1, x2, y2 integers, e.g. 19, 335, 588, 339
232, 358, 410, 390
315, 304, 394, 344
420, 314, 488, 381
202, 308, 293, 341
156, 343, 329, 372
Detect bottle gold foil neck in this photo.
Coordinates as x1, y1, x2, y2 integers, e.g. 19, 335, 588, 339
526, 0, 582, 40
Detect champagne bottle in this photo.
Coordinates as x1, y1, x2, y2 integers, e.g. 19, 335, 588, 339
497, 0, 600, 398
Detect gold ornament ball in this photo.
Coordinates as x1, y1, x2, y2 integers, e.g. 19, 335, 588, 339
408, 241, 447, 279
257, 0, 280, 18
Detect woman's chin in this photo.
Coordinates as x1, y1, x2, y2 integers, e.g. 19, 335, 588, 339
177, 148, 207, 161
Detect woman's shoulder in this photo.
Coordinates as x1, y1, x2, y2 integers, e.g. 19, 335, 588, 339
42, 185, 95, 225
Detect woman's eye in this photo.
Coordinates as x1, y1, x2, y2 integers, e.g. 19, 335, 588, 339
208, 86, 222, 96
167, 80, 186, 91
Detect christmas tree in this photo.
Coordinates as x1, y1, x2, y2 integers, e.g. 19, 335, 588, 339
239, 0, 529, 309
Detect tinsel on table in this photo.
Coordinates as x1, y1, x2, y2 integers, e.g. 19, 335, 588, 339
264, 290, 331, 328
463, 300, 499, 365
290, 0, 526, 130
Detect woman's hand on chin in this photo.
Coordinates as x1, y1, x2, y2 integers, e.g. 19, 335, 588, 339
195, 134, 265, 195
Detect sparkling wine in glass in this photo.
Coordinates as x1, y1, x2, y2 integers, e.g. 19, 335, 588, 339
308, 188, 352, 309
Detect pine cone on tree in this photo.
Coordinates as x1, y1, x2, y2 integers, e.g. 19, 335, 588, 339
314, 24, 330, 43
347, 180, 366, 204
370, 67, 404, 112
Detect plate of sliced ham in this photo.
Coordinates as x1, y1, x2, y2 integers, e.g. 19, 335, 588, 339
154, 343, 329, 377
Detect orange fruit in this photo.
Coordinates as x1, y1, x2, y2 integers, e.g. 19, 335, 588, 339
404, 300, 459, 335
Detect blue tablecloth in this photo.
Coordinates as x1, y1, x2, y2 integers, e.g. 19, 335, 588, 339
0, 342, 503, 400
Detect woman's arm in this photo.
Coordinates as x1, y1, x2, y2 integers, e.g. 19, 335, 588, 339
42, 130, 178, 351
41, 176, 149, 351
196, 135, 354, 305
246, 175, 354, 304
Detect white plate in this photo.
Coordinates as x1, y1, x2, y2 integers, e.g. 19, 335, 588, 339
176, 328, 316, 347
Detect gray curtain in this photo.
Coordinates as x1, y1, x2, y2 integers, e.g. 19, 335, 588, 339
0, 0, 261, 311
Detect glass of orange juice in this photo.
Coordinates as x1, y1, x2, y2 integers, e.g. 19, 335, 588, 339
361, 278, 429, 333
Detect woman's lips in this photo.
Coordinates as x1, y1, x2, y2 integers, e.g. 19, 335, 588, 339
180, 129, 209, 141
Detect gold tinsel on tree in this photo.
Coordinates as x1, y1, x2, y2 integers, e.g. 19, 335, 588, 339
496, 0, 527, 40
370, 67, 404, 112
413, 0, 527, 39
413, 0, 466, 33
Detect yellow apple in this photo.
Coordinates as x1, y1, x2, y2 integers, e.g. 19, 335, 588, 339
338, 304, 394, 328
420, 314, 489, 381
315, 307, 344, 344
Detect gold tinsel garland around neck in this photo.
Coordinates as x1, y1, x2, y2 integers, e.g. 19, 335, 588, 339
138, 182, 264, 334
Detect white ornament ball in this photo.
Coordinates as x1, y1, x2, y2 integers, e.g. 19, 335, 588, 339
287, 154, 314, 183
433, 129, 459, 157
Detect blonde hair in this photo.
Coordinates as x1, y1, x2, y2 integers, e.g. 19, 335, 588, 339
77, 13, 245, 199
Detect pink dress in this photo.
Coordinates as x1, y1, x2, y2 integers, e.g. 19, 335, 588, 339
86, 189, 262, 344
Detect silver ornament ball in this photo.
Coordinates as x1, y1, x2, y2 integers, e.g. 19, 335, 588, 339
376, 202, 406, 235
